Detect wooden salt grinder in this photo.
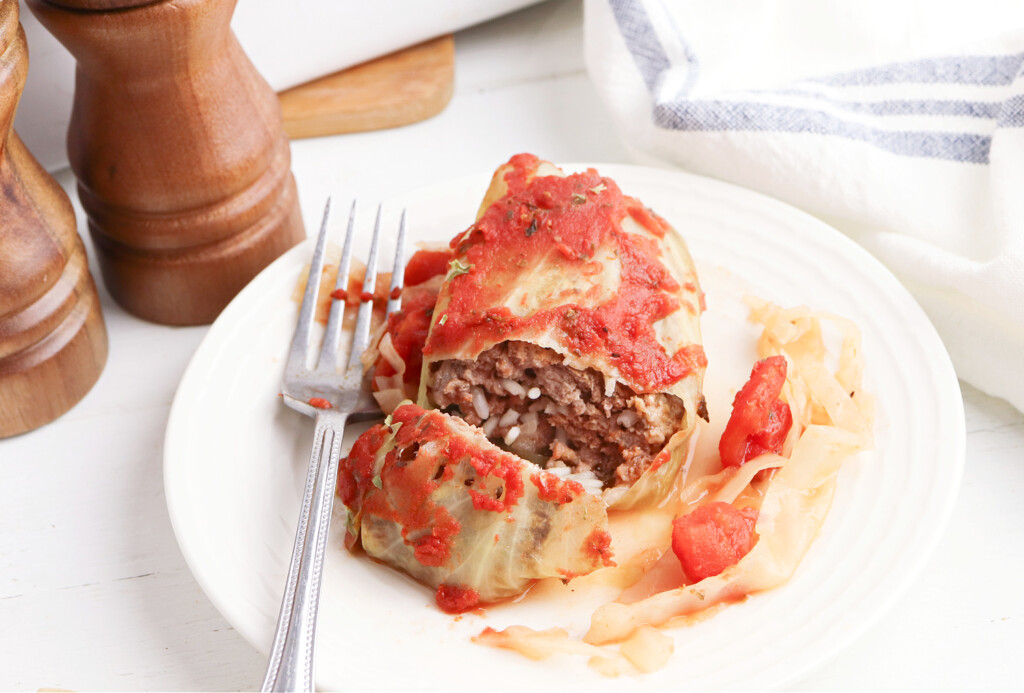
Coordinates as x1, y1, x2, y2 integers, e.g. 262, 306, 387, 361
27, 0, 306, 325
0, 1, 108, 438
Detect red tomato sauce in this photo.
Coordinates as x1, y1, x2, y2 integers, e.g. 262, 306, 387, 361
372, 249, 451, 388
325, 263, 390, 319
376, 286, 438, 385
444, 433, 525, 513
584, 527, 616, 568
422, 153, 703, 392
436, 584, 480, 614
336, 425, 388, 508
404, 248, 454, 287
529, 471, 584, 505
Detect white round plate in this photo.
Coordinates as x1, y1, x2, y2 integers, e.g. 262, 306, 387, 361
165, 164, 964, 691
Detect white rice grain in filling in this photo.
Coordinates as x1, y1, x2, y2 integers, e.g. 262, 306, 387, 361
504, 426, 521, 445
618, 410, 640, 427
472, 387, 490, 420
501, 379, 527, 397
481, 416, 499, 437
498, 409, 520, 428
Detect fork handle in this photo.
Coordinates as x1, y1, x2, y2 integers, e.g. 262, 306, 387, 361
262, 410, 348, 692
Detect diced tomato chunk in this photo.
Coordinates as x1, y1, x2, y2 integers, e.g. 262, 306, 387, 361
671, 502, 758, 582
745, 399, 792, 460
719, 355, 792, 467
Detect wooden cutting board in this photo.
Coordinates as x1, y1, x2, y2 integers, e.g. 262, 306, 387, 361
278, 34, 455, 139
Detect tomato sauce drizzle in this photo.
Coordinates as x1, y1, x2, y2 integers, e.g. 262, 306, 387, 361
444, 434, 525, 513
404, 248, 454, 286
436, 584, 480, 614
529, 472, 584, 505
423, 153, 703, 392
584, 526, 616, 567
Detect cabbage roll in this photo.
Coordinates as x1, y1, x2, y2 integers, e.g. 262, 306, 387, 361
419, 154, 707, 509
338, 402, 613, 611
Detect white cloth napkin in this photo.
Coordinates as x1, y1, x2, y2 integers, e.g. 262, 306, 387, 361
585, 0, 1024, 413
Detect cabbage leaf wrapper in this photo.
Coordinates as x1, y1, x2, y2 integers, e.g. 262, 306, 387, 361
338, 403, 614, 610
419, 154, 707, 510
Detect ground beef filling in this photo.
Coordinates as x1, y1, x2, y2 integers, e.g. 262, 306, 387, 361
427, 341, 686, 487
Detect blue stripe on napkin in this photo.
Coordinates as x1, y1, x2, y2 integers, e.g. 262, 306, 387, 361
609, 0, 673, 91
809, 53, 1024, 87
999, 94, 1024, 126
766, 91, 1002, 119
607, 0, 1024, 162
654, 100, 991, 163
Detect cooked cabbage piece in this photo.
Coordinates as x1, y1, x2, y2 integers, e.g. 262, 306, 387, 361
338, 403, 613, 611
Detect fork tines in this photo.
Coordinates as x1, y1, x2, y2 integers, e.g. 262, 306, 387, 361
348, 205, 382, 371
287, 199, 408, 383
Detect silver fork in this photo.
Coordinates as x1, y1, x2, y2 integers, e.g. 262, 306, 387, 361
261, 199, 406, 692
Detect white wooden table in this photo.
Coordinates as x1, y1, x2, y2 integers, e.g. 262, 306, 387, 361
2, 2, 1022, 690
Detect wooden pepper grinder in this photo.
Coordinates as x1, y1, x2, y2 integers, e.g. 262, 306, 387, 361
27, 0, 305, 325
0, 0, 108, 438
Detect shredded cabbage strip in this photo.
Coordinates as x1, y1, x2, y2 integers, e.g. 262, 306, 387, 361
475, 300, 875, 673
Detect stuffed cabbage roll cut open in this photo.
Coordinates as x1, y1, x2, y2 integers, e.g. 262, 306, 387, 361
337, 402, 613, 612
419, 154, 707, 509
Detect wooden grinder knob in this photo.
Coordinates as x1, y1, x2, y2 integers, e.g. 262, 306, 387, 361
0, 1, 108, 438
27, 0, 306, 325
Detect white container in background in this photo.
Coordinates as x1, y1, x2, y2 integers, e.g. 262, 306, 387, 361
15, 0, 543, 172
